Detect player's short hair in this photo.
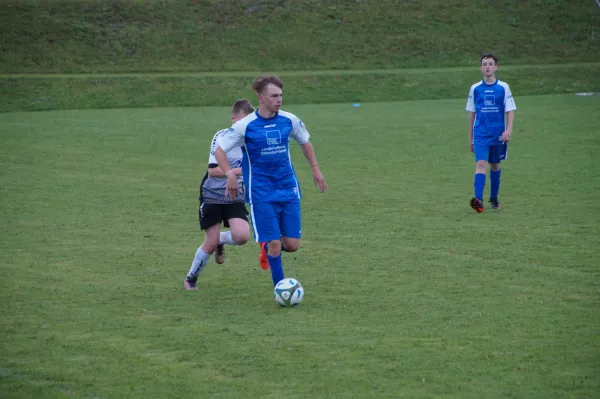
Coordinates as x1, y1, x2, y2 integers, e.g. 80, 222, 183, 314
231, 99, 254, 115
252, 75, 283, 94
480, 53, 498, 65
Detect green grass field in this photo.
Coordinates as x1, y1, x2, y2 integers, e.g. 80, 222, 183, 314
1, 94, 599, 398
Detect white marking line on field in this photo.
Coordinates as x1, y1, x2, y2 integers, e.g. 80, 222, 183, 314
1, 62, 599, 79
0, 117, 163, 125
0, 122, 35, 126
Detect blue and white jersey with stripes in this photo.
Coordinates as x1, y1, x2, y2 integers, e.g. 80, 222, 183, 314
466, 79, 516, 145
217, 110, 310, 204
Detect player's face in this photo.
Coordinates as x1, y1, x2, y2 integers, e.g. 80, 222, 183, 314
259, 84, 283, 114
480, 58, 498, 78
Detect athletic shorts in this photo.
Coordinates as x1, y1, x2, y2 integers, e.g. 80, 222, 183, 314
198, 202, 248, 230
249, 200, 301, 243
473, 142, 508, 163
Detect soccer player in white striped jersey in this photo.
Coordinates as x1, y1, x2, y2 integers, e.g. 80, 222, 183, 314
183, 99, 254, 291
214, 75, 328, 290
466, 54, 516, 212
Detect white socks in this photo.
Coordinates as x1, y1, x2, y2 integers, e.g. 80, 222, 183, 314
219, 230, 237, 246
186, 232, 237, 281
186, 246, 211, 279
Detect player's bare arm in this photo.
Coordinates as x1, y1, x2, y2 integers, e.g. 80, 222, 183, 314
207, 166, 242, 178
500, 111, 515, 142
301, 141, 328, 192
214, 146, 238, 200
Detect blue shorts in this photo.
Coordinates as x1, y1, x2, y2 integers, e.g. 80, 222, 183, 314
473, 142, 508, 163
249, 200, 301, 243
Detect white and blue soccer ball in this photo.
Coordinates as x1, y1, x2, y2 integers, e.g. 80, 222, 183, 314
274, 278, 304, 307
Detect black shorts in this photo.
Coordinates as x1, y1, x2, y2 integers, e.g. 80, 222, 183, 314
199, 202, 249, 230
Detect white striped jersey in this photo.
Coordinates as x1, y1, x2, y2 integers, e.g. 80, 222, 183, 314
200, 128, 244, 204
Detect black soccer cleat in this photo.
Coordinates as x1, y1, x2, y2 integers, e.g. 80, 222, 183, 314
215, 243, 225, 264
470, 197, 484, 213
489, 198, 501, 209
183, 277, 198, 290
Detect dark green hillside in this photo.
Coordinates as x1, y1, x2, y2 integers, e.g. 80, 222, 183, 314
1, 0, 598, 73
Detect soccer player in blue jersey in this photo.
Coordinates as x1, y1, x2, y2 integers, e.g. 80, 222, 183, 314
466, 54, 516, 212
214, 75, 328, 288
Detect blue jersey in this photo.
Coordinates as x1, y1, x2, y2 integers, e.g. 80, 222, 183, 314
466, 79, 516, 145
217, 110, 310, 204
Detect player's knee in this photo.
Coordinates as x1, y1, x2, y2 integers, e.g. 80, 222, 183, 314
282, 241, 300, 252
235, 236, 249, 245
232, 230, 249, 245
489, 163, 501, 171
267, 239, 282, 255
202, 242, 218, 254
475, 161, 487, 172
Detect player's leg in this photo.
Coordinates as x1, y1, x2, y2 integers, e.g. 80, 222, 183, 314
220, 203, 250, 245
488, 143, 507, 209
249, 203, 270, 270
250, 202, 285, 284
280, 199, 301, 252
262, 200, 301, 255
184, 205, 221, 290
216, 203, 250, 263
471, 144, 489, 212
281, 237, 300, 252
224, 218, 250, 244
265, 200, 302, 286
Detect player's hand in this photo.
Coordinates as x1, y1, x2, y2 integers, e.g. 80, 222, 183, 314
500, 130, 512, 142
224, 173, 238, 200
312, 167, 328, 193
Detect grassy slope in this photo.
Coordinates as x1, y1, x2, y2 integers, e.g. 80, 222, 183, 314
1, 0, 599, 74
1, 0, 599, 112
3, 63, 600, 112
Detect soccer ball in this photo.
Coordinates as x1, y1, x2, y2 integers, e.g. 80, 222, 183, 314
274, 278, 304, 307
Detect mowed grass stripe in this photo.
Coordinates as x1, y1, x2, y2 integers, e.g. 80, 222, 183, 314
1, 62, 599, 79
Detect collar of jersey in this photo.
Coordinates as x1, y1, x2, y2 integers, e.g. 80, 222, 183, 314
481, 79, 498, 86
255, 110, 279, 121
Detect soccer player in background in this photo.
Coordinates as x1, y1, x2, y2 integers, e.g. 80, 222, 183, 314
214, 75, 328, 289
183, 99, 254, 290
466, 54, 517, 212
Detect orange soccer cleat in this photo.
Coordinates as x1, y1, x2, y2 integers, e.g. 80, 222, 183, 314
258, 242, 269, 270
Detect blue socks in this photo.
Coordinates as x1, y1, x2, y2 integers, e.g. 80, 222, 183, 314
268, 254, 284, 287
474, 173, 486, 200
264, 241, 287, 286
490, 169, 501, 199
474, 170, 501, 200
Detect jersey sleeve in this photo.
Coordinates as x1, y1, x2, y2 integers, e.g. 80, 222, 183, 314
216, 123, 245, 153
289, 115, 310, 145
466, 85, 476, 112
208, 131, 221, 165
504, 84, 517, 112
